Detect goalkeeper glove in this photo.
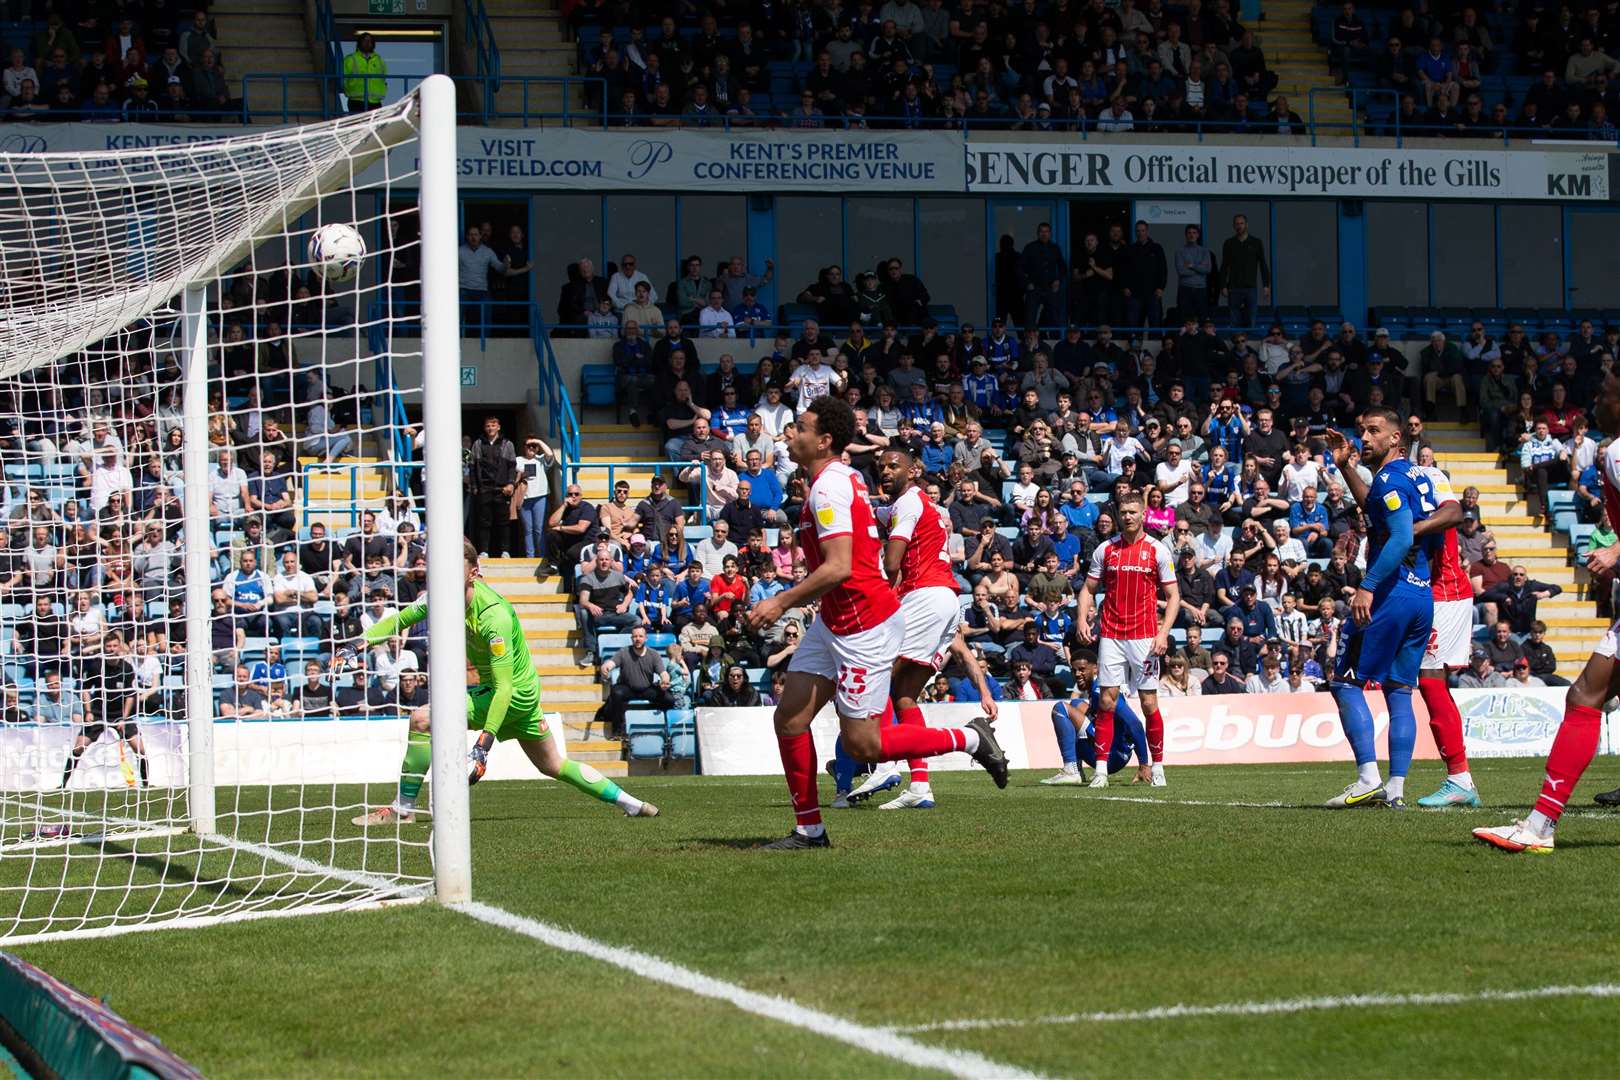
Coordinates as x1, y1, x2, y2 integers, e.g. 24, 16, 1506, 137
333, 644, 358, 672
468, 730, 495, 785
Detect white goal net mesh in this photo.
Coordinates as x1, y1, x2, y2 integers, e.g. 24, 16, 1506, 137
0, 96, 450, 942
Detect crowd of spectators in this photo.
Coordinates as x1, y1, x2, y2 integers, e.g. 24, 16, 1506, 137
0, 301, 428, 726
572, 238, 1612, 725
572, 0, 1304, 132
1, 5, 238, 123
1335, 0, 1620, 138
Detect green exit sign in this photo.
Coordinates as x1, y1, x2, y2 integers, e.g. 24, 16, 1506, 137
367, 0, 405, 13
460, 366, 477, 387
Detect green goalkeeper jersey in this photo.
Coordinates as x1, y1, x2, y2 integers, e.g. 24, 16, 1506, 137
362, 579, 539, 734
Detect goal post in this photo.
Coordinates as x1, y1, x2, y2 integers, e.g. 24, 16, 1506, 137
0, 73, 469, 942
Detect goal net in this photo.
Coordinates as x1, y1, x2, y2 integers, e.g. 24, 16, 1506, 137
0, 77, 470, 943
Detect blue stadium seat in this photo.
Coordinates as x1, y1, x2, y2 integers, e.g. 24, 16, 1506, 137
625, 709, 668, 760
581, 364, 616, 410
645, 632, 676, 649
668, 709, 697, 760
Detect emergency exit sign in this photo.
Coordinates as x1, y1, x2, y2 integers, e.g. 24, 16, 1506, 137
460, 366, 477, 387
367, 0, 405, 14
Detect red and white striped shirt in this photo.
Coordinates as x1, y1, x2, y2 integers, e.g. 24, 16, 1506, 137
798, 460, 900, 635
1601, 439, 1620, 531
884, 485, 958, 596
1412, 465, 1471, 602
1087, 533, 1175, 640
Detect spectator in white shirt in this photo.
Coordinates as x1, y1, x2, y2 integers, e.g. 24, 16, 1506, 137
1279, 443, 1323, 503
270, 548, 321, 637
1193, 514, 1232, 571
88, 447, 133, 513
208, 449, 250, 522
1103, 427, 1145, 476
1154, 441, 1197, 506
693, 518, 739, 578
755, 386, 795, 438
1009, 462, 1041, 513
787, 350, 843, 415
698, 289, 737, 338
1269, 518, 1307, 567
370, 635, 419, 692
681, 450, 739, 519
606, 252, 651, 313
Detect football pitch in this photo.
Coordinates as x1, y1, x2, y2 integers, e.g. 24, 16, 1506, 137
13, 759, 1620, 1078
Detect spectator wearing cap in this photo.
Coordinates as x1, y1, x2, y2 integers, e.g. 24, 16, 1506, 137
1174, 546, 1218, 630
731, 286, 770, 329
1224, 581, 1279, 643
1506, 655, 1545, 687
1455, 647, 1506, 688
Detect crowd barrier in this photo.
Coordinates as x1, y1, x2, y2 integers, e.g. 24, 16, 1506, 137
697, 687, 1619, 776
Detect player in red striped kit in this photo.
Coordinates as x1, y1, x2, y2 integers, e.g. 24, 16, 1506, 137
743, 397, 1008, 850
1475, 378, 1620, 852
1408, 464, 1481, 807
1075, 490, 1179, 789
843, 447, 1001, 810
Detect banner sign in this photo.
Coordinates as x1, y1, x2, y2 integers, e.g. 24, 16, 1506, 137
14, 124, 1606, 200
965, 143, 1611, 201
0, 716, 564, 791
697, 688, 1615, 776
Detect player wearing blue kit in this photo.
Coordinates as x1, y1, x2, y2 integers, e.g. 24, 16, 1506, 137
1039, 653, 1152, 785
1323, 410, 1436, 809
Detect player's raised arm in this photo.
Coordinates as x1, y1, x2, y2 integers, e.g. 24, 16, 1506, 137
1324, 428, 1370, 506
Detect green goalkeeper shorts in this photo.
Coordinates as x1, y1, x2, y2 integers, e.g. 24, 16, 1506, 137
466, 685, 548, 741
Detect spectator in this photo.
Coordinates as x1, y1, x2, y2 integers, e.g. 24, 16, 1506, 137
459, 226, 511, 333
1244, 647, 1291, 692
1480, 565, 1562, 634
342, 32, 387, 112
1523, 619, 1567, 686
1218, 214, 1270, 329
515, 436, 556, 563
577, 548, 638, 656
1518, 418, 1567, 518
269, 548, 320, 638
597, 625, 674, 737
1201, 649, 1248, 693
1420, 331, 1467, 419
546, 483, 600, 587
1455, 647, 1506, 688
468, 415, 516, 557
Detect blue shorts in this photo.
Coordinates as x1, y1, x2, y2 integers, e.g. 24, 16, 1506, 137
1335, 581, 1433, 689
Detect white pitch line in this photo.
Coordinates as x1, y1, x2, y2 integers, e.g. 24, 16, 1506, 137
454, 900, 1045, 1080
890, 983, 1620, 1034
1076, 795, 1620, 818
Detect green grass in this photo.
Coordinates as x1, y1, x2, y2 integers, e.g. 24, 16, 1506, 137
11, 759, 1620, 1078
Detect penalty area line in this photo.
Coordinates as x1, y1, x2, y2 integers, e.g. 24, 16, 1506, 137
889, 982, 1620, 1034
1075, 795, 1620, 818
452, 900, 1046, 1080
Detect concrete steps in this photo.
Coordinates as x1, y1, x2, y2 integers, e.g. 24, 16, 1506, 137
210, 0, 320, 122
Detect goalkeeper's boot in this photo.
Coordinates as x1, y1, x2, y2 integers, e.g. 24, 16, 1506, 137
966, 717, 1009, 789
878, 787, 936, 810
1593, 784, 1620, 807
627, 801, 660, 817
352, 805, 415, 827
1087, 767, 1109, 789
848, 762, 902, 804
1473, 819, 1555, 854
1150, 763, 1167, 787
1416, 778, 1483, 808
1040, 764, 1085, 786
1324, 779, 1387, 808
760, 830, 831, 850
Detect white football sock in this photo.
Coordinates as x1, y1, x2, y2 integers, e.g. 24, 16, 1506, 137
615, 791, 644, 815
960, 727, 981, 754
1448, 770, 1474, 789
1526, 810, 1555, 836
1356, 762, 1382, 787
1384, 776, 1405, 799
797, 823, 826, 838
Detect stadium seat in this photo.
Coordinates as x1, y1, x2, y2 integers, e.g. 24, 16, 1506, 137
667, 709, 697, 761
625, 709, 668, 760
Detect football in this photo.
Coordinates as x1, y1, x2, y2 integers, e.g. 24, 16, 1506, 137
307, 223, 367, 283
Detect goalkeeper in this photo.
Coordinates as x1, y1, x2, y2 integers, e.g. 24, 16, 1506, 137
349, 540, 659, 825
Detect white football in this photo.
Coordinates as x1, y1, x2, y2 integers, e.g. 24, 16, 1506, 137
308, 223, 367, 283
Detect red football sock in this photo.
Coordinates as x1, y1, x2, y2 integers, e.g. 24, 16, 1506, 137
777, 732, 821, 828
1144, 708, 1164, 764
1534, 703, 1602, 822
880, 722, 963, 761
1419, 676, 1469, 776
1092, 709, 1115, 765
897, 705, 929, 783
